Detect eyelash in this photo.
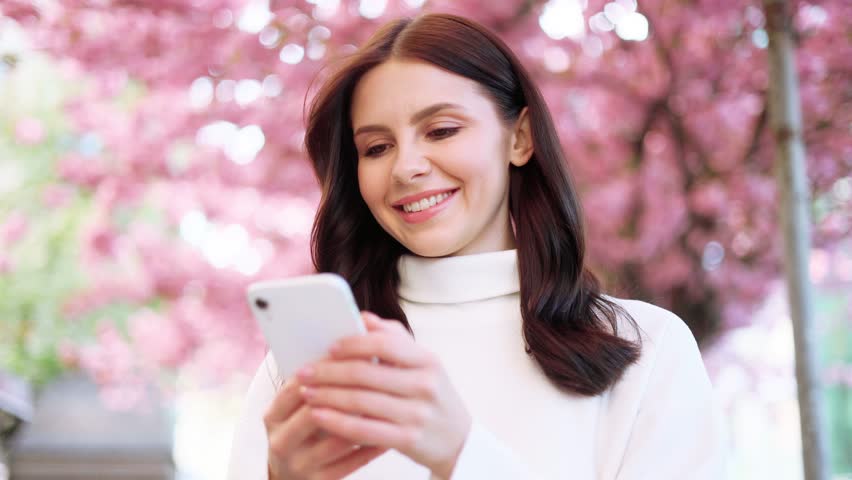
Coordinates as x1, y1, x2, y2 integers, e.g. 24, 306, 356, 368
363, 127, 461, 158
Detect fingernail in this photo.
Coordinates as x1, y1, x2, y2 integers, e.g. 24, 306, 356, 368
296, 366, 314, 379
328, 341, 341, 354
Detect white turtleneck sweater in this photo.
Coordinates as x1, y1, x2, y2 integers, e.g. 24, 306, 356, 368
227, 249, 728, 479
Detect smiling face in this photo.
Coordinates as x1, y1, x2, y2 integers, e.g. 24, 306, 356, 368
351, 59, 533, 257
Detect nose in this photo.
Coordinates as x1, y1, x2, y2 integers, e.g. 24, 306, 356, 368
390, 143, 431, 185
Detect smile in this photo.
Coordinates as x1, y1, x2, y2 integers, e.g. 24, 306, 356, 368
395, 189, 459, 224
401, 191, 453, 213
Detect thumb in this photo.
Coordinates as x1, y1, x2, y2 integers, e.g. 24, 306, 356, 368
361, 311, 410, 335
360, 311, 386, 331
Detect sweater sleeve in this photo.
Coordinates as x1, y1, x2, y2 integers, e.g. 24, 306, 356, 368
614, 316, 729, 479
444, 420, 546, 480
227, 352, 279, 480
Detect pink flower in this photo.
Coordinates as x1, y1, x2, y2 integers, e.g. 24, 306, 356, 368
57, 153, 106, 188
0, 255, 11, 274
641, 248, 693, 291
14, 118, 46, 145
78, 323, 136, 386
689, 181, 728, 217
41, 184, 76, 208
1, 212, 28, 246
0, 0, 39, 21
129, 309, 192, 369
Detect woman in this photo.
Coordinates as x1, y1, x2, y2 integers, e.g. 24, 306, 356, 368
228, 12, 727, 480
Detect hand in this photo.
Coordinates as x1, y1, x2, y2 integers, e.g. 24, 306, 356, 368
264, 364, 388, 480
296, 312, 472, 479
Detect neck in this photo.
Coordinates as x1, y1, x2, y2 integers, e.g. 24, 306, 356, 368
397, 248, 520, 304
446, 215, 517, 257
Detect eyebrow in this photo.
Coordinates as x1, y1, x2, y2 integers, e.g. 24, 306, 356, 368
353, 102, 466, 137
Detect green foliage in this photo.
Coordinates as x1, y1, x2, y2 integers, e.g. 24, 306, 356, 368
818, 287, 852, 474
0, 54, 92, 386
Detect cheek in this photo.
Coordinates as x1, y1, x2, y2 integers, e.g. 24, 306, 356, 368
439, 139, 488, 179
449, 144, 506, 185
357, 163, 386, 208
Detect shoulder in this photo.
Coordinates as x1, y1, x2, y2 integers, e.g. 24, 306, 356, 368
595, 297, 727, 478
599, 295, 710, 406
602, 294, 698, 356
600, 295, 706, 400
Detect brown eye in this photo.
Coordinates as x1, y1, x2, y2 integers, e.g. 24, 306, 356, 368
428, 127, 460, 139
365, 144, 391, 157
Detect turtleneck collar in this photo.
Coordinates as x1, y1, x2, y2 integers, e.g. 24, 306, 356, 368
397, 249, 520, 304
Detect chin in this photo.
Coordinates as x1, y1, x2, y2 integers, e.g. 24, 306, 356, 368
400, 239, 461, 258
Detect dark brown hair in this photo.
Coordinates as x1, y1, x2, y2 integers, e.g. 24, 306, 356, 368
305, 13, 642, 396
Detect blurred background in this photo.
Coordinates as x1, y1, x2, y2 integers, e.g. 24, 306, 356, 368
0, 0, 849, 478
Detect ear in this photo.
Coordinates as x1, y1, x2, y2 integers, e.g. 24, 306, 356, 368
508, 106, 534, 167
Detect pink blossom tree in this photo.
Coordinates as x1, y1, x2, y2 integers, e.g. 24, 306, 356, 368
1, 0, 849, 395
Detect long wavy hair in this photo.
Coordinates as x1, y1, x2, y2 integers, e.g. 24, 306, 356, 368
305, 13, 642, 396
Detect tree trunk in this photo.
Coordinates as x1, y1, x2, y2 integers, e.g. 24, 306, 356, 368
762, 0, 830, 479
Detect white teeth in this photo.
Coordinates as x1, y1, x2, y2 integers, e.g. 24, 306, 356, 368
402, 191, 452, 213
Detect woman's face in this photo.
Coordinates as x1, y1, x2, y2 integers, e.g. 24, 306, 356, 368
351, 59, 532, 257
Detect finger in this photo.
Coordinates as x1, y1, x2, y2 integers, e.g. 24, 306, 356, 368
309, 407, 411, 450
361, 311, 409, 334
267, 404, 322, 457
301, 385, 425, 425
330, 332, 431, 368
299, 359, 432, 397
292, 434, 363, 471
316, 446, 388, 480
263, 378, 305, 426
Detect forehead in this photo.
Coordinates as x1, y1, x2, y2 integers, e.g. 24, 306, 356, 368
350, 60, 490, 125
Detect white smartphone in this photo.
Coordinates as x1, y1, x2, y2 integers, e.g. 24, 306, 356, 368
247, 273, 367, 379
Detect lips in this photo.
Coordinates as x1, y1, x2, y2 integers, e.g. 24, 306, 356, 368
395, 188, 458, 224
